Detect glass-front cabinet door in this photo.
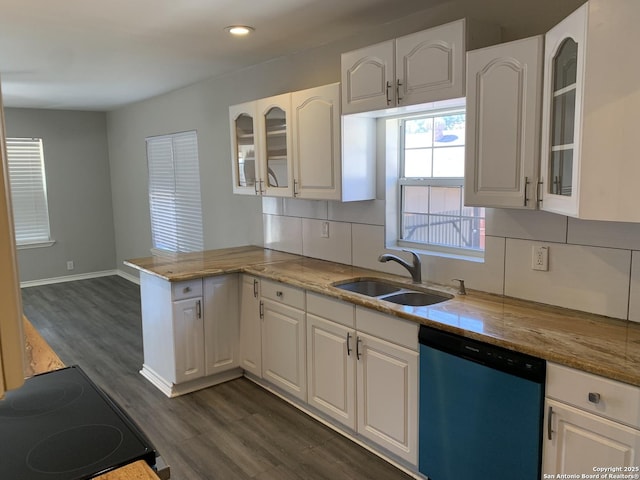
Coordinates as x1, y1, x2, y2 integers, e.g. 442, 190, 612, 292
229, 102, 262, 195
540, 4, 586, 216
258, 94, 293, 197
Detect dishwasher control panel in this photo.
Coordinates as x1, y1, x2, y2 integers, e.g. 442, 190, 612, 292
419, 325, 545, 383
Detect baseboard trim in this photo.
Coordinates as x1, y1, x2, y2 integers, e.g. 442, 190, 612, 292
117, 269, 140, 285
20, 269, 119, 288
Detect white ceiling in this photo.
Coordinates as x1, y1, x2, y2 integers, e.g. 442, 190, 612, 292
0, 0, 584, 111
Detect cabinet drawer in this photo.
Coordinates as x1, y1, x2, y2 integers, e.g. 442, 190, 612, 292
306, 292, 355, 328
355, 306, 418, 351
261, 280, 305, 310
546, 363, 640, 428
171, 279, 203, 301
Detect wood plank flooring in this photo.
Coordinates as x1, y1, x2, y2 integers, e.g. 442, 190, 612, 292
21, 276, 413, 480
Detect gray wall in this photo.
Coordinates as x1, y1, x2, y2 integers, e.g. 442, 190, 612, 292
4, 108, 116, 282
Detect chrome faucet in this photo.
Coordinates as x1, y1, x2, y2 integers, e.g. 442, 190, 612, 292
378, 249, 422, 283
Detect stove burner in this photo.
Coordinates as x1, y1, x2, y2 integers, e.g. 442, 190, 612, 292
0, 380, 84, 418
27, 424, 124, 474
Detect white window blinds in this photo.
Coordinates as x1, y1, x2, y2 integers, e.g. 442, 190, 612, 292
146, 131, 204, 253
5, 138, 52, 245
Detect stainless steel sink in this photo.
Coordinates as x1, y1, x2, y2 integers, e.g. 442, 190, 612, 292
383, 291, 450, 307
333, 278, 452, 306
335, 279, 401, 297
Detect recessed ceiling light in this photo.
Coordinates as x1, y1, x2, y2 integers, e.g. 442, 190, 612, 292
226, 25, 255, 36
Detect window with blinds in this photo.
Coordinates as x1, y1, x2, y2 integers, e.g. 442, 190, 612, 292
146, 131, 204, 253
5, 138, 52, 246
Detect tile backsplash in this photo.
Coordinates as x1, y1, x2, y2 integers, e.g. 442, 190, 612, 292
263, 197, 640, 322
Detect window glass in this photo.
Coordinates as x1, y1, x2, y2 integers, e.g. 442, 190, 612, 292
398, 111, 484, 255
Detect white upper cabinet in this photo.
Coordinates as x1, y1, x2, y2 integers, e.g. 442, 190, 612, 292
540, 0, 640, 221
465, 36, 543, 209
341, 19, 499, 115
258, 94, 293, 197
230, 102, 261, 195
291, 83, 342, 200
395, 21, 465, 107
230, 83, 375, 202
230, 95, 293, 197
341, 40, 395, 114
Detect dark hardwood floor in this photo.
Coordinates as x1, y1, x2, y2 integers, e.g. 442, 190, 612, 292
22, 276, 413, 480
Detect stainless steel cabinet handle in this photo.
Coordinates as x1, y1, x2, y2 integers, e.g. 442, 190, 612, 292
524, 176, 530, 206
537, 180, 543, 204
396, 79, 403, 104
259, 300, 264, 319
196, 300, 202, 319
347, 332, 352, 356
293, 179, 299, 197
356, 336, 362, 360
547, 405, 554, 440
254, 181, 260, 195
385, 81, 392, 106
588, 392, 601, 404
253, 279, 259, 298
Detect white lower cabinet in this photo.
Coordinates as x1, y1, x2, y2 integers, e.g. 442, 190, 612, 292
306, 296, 357, 429
139, 272, 242, 397
305, 293, 418, 465
172, 296, 205, 383
543, 363, 640, 476
260, 280, 307, 401
239, 275, 262, 377
356, 331, 418, 465
203, 275, 239, 375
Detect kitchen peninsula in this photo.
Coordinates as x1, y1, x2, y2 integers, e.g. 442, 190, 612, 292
126, 245, 640, 388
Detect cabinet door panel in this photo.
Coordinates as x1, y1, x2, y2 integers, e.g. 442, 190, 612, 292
203, 275, 239, 376
257, 94, 293, 197
291, 84, 341, 200
540, 4, 587, 216
543, 399, 640, 475
229, 102, 260, 195
261, 299, 306, 401
465, 36, 542, 208
357, 332, 418, 465
396, 20, 464, 106
172, 297, 204, 383
341, 41, 394, 114
239, 276, 261, 377
306, 314, 356, 429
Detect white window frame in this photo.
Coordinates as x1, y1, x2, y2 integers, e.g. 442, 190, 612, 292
5, 137, 54, 248
396, 108, 485, 259
146, 130, 204, 253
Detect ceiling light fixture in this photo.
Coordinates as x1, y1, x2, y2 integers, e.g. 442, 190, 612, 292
226, 25, 255, 36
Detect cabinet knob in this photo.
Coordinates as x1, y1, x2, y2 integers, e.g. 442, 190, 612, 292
276, 291, 283, 298
588, 392, 601, 404
184, 286, 191, 293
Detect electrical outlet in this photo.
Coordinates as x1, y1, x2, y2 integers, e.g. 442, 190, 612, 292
531, 246, 549, 271
321, 221, 330, 238
66, 260, 74, 271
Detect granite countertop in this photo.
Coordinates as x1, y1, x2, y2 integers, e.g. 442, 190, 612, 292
125, 246, 640, 388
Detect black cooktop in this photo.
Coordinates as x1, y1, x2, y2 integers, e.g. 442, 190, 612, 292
0, 365, 156, 479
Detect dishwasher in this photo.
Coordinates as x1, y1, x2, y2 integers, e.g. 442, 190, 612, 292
418, 325, 546, 480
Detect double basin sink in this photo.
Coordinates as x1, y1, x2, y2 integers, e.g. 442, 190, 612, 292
333, 278, 452, 307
